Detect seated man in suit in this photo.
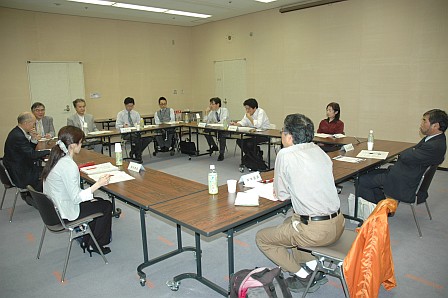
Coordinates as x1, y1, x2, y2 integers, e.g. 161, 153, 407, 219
203, 97, 229, 161
3, 112, 50, 206
230, 98, 271, 166
116, 97, 152, 163
358, 109, 447, 204
67, 98, 102, 152
31, 102, 55, 139
154, 96, 176, 153
256, 113, 344, 293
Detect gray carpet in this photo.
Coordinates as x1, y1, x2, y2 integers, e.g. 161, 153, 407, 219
1, 138, 447, 298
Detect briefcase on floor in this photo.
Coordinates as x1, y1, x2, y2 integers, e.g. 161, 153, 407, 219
179, 140, 196, 155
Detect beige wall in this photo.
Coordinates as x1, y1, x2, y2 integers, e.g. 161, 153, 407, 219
1, 0, 447, 166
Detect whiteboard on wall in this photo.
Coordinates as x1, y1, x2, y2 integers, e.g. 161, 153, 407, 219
27, 61, 85, 133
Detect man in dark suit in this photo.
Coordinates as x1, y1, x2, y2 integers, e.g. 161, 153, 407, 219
31, 102, 55, 138
358, 109, 447, 203
3, 112, 50, 205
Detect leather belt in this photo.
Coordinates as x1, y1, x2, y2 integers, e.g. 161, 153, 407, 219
300, 209, 340, 225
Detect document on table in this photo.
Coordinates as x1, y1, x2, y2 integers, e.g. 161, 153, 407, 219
88, 170, 135, 184
234, 191, 259, 206
314, 133, 346, 138
246, 182, 277, 201
207, 123, 224, 127
333, 155, 365, 163
356, 150, 389, 160
88, 131, 112, 135
80, 162, 119, 175
237, 126, 256, 133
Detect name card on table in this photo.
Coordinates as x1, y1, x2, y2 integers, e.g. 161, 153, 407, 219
239, 171, 262, 187
128, 162, 145, 173
120, 127, 132, 133
228, 125, 238, 132
342, 143, 354, 152
198, 122, 207, 128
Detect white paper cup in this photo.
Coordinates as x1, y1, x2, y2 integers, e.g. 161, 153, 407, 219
227, 179, 237, 193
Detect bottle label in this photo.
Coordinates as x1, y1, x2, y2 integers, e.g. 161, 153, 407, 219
116, 151, 123, 166
208, 173, 218, 194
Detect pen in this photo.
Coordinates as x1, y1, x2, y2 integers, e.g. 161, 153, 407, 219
261, 178, 274, 183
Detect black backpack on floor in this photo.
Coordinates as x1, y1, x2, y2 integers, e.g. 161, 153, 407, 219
242, 153, 268, 172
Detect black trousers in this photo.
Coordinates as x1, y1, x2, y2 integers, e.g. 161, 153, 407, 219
205, 131, 228, 155
78, 198, 113, 247
357, 169, 388, 204
124, 132, 152, 159
237, 136, 269, 157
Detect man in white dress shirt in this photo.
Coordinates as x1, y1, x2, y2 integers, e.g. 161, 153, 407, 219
203, 97, 229, 161
116, 97, 152, 163
153, 96, 176, 153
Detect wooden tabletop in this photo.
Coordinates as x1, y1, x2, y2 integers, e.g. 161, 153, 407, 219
73, 149, 207, 209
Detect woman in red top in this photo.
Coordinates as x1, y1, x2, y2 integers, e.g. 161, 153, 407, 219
317, 102, 344, 134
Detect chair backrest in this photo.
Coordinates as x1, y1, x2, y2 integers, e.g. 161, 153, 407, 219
0, 158, 14, 188
416, 164, 438, 204
27, 186, 61, 227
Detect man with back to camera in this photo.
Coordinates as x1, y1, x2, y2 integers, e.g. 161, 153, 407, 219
203, 97, 229, 161
230, 98, 270, 167
256, 113, 344, 293
3, 112, 51, 206
31, 102, 55, 139
116, 97, 152, 163
154, 96, 176, 153
358, 109, 447, 204
67, 98, 102, 152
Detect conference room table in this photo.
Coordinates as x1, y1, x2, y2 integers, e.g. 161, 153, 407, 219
68, 135, 415, 296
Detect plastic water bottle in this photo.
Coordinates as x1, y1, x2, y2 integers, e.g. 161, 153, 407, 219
367, 130, 374, 151
222, 117, 229, 130
115, 143, 123, 166
208, 165, 218, 195
140, 118, 144, 129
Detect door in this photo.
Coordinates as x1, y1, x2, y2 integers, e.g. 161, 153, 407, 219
27, 61, 85, 133
214, 59, 247, 121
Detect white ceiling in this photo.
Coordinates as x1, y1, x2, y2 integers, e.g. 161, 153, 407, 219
0, 0, 311, 27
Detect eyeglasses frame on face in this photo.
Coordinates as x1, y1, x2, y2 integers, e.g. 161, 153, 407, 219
33, 108, 45, 112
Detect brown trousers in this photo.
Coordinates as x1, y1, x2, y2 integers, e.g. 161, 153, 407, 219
256, 212, 345, 273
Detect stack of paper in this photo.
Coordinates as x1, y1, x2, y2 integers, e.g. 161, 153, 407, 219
88, 171, 135, 184
234, 192, 259, 206
80, 162, 118, 175
356, 150, 389, 160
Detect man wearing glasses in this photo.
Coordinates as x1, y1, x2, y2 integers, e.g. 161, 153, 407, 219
31, 102, 55, 139
256, 113, 344, 294
154, 96, 176, 153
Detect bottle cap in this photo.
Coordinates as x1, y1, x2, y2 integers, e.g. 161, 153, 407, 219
115, 142, 122, 152
369, 130, 373, 133
210, 165, 215, 170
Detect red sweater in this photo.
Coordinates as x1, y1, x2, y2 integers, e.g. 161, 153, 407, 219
317, 119, 344, 134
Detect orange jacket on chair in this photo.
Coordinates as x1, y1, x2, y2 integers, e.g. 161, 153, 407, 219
343, 198, 398, 298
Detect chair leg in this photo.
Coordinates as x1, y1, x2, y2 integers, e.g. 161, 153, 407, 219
61, 231, 75, 282
87, 229, 108, 264
9, 190, 19, 222
37, 225, 47, 259
339, 265, 349, 298
410, 205, 423, 238
0, 188, 7, 209
424, 201, 432, 220
301, 267, 319, 298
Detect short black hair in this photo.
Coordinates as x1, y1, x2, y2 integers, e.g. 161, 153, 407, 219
158, 97, 167, 104
283, 114, 315, 144
124, 97, 135, 105
210, 97, 221, 107
31, 102, 45, 111
425, 109, 448, 132
72, 98, 85, 108
243, 98, 258, 109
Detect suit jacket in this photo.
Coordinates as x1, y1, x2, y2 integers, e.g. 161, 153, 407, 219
384, 133, 446, 203
40, 116, 55, 137
67, 113, 98, 133
3, 126, 49, 189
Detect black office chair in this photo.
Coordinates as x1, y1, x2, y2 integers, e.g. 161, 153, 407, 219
398, 164, 438, 237
27, 186, 108, 282
0, 158, 29, 222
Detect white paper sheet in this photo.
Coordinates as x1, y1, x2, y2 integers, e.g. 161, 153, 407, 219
80, 162, 119, 175
247, 182, 277, 201
88, 170, 135, 184
333, 155, 365, 163
88, 130, 112, 135
234, 192, 259, 206
356, 150, 389, 160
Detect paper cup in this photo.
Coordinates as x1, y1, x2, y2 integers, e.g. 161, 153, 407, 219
227, 179, 237, 193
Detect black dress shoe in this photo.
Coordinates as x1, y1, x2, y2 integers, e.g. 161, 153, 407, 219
87, 245, 111, 257
207, 145, 219, 153
217, 154, 224, 161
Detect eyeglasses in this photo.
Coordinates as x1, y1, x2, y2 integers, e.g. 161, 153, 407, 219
34, 108, 45, 112
281, 128, 289, 135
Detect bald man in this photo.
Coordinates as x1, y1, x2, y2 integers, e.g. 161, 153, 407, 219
3, 112, 50, 206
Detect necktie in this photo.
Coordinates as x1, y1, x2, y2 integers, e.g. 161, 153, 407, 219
216, 111, 220, 122
128, 111, 134, 126
37, 121, 43, 136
